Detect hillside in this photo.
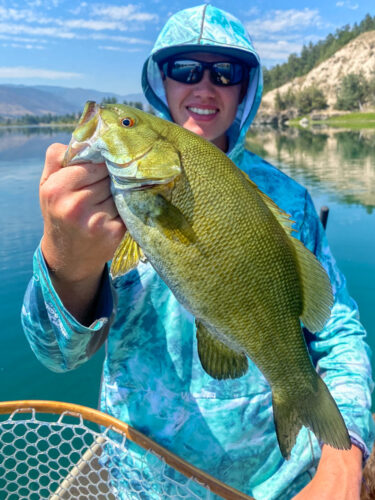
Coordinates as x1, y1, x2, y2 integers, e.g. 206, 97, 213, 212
0, 85, 146, 118
259, 30, 375, 117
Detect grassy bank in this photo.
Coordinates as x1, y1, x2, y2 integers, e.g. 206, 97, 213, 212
289, 112, 375, 129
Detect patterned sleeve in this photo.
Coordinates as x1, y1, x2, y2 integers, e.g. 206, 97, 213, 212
21, 243, 115, 373
300, 191, 375, 459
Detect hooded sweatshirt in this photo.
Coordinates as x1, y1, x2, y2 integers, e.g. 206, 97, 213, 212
22, 5, 374, 499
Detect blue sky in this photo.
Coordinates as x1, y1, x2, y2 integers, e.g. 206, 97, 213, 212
0, 0, 373, 95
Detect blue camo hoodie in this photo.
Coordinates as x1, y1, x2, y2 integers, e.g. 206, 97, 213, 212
22, 4, 374, 499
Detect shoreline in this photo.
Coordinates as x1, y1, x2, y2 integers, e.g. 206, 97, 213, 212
0, 123, 76, 129
254, 110, 375, 129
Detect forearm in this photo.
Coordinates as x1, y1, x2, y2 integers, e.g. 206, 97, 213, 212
46, 262, 105, 325
21, 245, 114, 372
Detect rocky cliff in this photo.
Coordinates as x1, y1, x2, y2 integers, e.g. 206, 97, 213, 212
259, 30, 375, 118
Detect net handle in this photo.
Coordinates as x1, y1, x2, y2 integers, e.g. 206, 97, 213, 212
0, 400, 254, 500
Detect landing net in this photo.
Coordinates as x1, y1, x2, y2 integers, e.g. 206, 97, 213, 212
0, 400, 252, 500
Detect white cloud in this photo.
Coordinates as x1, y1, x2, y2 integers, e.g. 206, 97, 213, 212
0, 34, 46, 43
245, 8, 328, 65
0, 66, 83, 79
244, 7, 260, 17
0, 2, 157, 52
93, 35, 150, 44
253, 41, 303, 62
26, 0, 61, 7
336, 1, 359, 9
0, 22, 76, 39
247, 8, 323, 38
1, 42, 44, 49
69, 2, 88, 16
92, 5, 157, 22
98, 45, 142, 52
0, 6, 57, 24
63, 19, 129, 31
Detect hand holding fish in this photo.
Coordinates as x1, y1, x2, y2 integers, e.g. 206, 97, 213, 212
40, 143, 126, 323
292, 444, 362, 499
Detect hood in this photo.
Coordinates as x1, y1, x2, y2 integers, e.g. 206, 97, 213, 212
141, 4, 263, 162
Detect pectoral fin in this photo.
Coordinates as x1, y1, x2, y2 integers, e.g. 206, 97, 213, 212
152, 194, 196, 245
196, 321, 248, 379
110, 231, 145, 278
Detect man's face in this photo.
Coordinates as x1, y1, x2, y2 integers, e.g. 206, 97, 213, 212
162, 52, 243, 152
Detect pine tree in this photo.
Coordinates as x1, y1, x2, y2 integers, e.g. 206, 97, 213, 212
335, 73, 369, 110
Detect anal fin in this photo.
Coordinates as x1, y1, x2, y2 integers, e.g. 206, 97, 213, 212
196, 321, 248, 379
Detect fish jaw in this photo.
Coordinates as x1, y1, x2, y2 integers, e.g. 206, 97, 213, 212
63, 101, 109, 166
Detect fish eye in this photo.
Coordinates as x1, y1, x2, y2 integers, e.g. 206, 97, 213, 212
121, 117, 135, 127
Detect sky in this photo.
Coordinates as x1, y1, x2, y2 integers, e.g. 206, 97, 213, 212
0, 0, 373, 95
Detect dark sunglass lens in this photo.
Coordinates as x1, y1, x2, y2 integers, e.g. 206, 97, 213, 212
211, 62, 244, 86
168, 60, 203, 84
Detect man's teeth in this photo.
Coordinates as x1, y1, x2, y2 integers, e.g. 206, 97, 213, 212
188, 107, 217, 115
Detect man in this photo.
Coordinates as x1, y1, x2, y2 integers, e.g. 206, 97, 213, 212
22, 5, 374, 499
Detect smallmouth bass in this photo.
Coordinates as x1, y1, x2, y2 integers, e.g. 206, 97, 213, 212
64, 101, 351, 459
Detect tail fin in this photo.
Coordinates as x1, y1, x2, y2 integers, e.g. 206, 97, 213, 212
272, 376, 351, 459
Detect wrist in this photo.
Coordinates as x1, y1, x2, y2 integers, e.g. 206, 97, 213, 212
41, 234, 105, 284
315, 444, 362, 492
41, 237, 106, 325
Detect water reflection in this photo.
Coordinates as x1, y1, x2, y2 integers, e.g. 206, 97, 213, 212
0, 126, 74, 161
246, 127, 375, 212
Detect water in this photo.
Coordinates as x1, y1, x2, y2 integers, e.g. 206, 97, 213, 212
0, 127, 104, 409
0, 125, 374, 410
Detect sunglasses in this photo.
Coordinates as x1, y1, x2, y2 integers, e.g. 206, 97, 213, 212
161, 58, 247, 87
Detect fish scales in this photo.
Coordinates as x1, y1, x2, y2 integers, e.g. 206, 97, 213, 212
65, 102, 351, 459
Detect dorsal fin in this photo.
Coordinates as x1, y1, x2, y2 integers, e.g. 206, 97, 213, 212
240, 170, 333, 332
290, 237, 334, 332
240, 170, 296, 234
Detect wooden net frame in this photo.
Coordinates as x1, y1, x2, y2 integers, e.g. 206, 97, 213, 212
0, 400, 254, 500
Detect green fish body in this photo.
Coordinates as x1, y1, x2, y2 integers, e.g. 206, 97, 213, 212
65, 102, 351, 459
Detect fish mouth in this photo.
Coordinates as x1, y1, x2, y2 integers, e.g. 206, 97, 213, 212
63, 101, 105, 166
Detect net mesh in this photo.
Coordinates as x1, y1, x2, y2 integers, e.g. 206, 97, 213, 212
0, 408, 216, 500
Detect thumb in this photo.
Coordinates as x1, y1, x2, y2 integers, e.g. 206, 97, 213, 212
40, 143, 68, 185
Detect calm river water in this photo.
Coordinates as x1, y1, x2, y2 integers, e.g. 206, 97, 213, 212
0, 125, 374, 410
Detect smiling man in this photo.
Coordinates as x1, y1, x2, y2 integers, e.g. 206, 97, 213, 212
22, 4, 374, 499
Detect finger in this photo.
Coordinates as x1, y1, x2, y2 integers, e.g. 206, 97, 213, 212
40, 143, 67, 185
64, 163, 109, 190
48, 162, 109, 193
95, 194, 120, 220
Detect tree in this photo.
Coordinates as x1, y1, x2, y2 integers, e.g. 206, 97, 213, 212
296, 86, 327, 114
274, 88, 297, 111
335, 73, 369, 110
274, 91, 285, 112
101, 96, 118, 104
366, 73, 375, 105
